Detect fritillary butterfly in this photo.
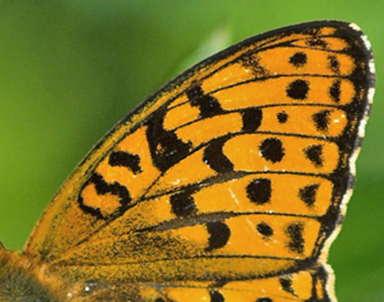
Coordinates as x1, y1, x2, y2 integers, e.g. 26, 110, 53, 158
0, 21, 374, 302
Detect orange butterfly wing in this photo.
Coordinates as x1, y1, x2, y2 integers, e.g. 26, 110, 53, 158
24, 21, 374, 302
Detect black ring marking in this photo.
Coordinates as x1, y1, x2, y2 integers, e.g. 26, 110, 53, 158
78, 173, 131, 219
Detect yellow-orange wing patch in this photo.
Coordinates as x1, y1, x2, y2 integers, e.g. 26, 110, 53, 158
24, 21, 374, 301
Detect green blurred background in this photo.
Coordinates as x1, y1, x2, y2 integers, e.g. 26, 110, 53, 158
0, 1, 383, 301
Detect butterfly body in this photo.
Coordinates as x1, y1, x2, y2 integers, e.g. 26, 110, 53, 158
0, 249, 67, 302
0, 21, 374, 302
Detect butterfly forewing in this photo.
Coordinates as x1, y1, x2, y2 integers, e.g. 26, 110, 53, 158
23, 21, 374, 302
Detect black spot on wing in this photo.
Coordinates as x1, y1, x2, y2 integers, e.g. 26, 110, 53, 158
109, 151, 142, 174
186, 85, 224, 118
206, 221, 230, 251
256, 298, 272, 302
210, 290, 224, 302
259, 138, 285, 163
289, 52, 307, 67
286, 222, 305, 254
146, 110, 192, 173
299, 184, 320, 207
277, 111, 288, 123
246, 178, 272, 205
286, 79, 309, 100
170, 188, 197, 217
203, 137, 234, 173
279, 277, 296, 296
312, 110, 331, 131
328, 55, 340, 73
241, 108, 262, 133
240, 52, 269, 76
256, 222, 274, 237
329, 80, 341, 103
304, 145, 324, 167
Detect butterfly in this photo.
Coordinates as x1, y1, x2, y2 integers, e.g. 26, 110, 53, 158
0, 20, 374, 302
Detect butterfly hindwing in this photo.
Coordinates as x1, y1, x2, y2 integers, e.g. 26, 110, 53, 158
24, 21, 373, 302
66, 265, 332, 302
